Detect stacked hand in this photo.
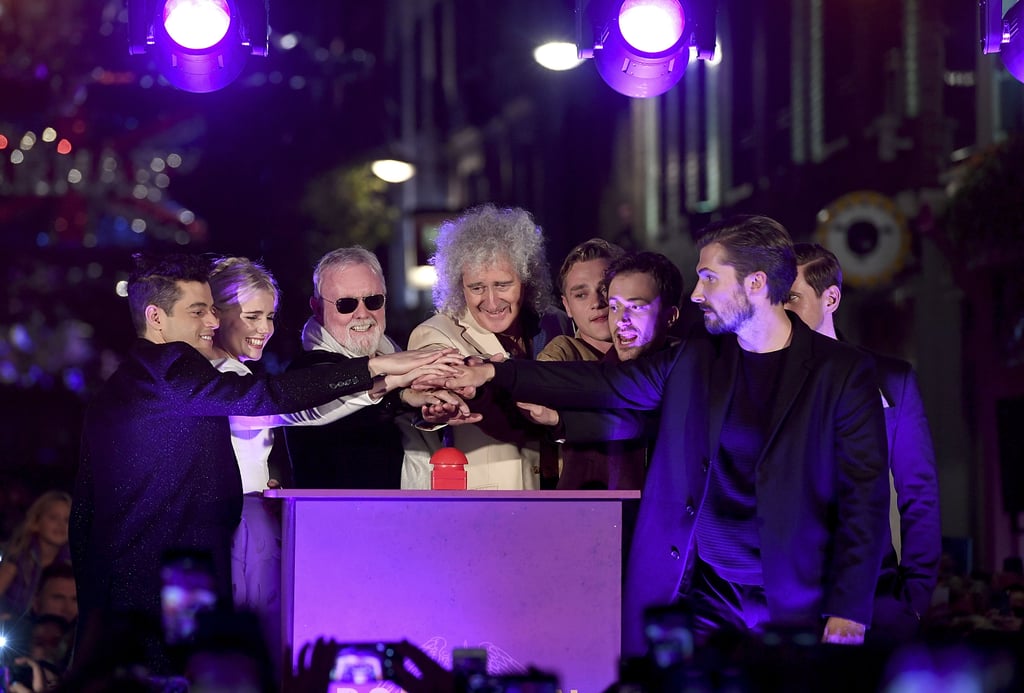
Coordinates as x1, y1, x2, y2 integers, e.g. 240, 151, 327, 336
367, 347, 463, 378
413, 354, 501, 399
402, 387, 482, 425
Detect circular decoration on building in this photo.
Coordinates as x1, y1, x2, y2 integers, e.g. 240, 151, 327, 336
814, 191, 910, 287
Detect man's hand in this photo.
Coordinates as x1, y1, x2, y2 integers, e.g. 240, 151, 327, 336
516, 401, 560, 427
8, 657, 44, 693
442, 361, 497, 398
383, 360, 462, 392
821, 616, 866, 645
368, 348, 461, 377
403, 389, 483, 425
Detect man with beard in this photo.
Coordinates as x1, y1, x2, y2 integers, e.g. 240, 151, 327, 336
285, 247, 447, 489
530, 251, 683, 490
438, 216, 890, 654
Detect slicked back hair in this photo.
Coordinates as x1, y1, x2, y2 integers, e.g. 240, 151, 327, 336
793, 242, 843, 297
695, 215, 797, 305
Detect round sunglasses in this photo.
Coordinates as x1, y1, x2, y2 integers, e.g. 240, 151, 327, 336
331, 294, 386, 314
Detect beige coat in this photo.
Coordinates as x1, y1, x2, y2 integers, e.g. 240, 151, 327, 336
407, 310, 542, 490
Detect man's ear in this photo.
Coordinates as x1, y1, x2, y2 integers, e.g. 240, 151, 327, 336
311, 296, 324, 323
746, 270, 768, 296
144, 304, 163, 330
823, 285, 842, 315
665, 305, 681, 328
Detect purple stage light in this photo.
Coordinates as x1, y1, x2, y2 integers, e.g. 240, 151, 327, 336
163, 0, 232, 51
593, 0, 691, 98
127, 0, 268, 93
1002, 2, 1024, 83
618, 0, 685, 54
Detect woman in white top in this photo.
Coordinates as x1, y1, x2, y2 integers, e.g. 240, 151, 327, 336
206, 256, 461, 667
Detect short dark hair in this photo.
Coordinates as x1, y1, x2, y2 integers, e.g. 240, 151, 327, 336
36, 561, 75, 593
793, 242, 843, 297
127, 253, 211, 336
695, 215, 796, 305
557, 238, 625, 295
605, 252, 684, 310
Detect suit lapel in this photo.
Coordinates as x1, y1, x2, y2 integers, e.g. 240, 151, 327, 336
456, 310, 505, 356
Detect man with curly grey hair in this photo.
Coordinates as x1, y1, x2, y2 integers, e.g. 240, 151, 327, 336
407, 203, 571, 489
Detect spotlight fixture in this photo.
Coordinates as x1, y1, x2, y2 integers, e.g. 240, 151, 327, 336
128, 0, 269, 93
578, 0, 717, 98
981, 0, 1024, 83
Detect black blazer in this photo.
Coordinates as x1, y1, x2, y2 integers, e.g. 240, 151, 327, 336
70, 339, 374, 669
868, 350, 941, 626
491, 314, 890, 654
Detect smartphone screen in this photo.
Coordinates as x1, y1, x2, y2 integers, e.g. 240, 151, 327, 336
326, 643, 398, 693
643, 604, 695, 668
160, 549, 218, 645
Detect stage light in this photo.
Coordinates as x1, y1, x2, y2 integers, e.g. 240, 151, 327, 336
618, 0, 685, 53
162, 0, 232, 50
981, 0, 1024, 83
581, 0, 717, 98
128, 0, 269, 93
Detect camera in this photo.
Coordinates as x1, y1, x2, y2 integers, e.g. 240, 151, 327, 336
326, 642, 400, 693
160, 548, 218, 646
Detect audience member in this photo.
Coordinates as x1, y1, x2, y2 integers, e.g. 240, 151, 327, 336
70, 252, 457, 675
785, 242, 941, 644
28, 561, 78, 671
283, 247, 468, 491
439, 215, 890, 653
0, 490, 71, 622
408, 203, 572, 490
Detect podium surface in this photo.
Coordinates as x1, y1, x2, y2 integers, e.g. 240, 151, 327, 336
268, 489, 639, 693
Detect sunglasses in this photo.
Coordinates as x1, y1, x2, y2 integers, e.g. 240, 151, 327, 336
332, 294, 386, 314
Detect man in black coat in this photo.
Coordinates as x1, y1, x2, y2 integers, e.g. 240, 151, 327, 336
284, 247, 445, 490
70, 253, 451, 674
786, 243, 941, 642
441, 216, 891, 654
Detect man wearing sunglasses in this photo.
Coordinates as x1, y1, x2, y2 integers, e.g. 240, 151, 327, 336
285, 246, 459, 490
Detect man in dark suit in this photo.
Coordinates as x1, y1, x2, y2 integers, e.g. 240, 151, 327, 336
70, 253, 453, 674
440, 216, 890, 654
785, 243, 941, 642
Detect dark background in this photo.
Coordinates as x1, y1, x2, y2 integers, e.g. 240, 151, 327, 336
1, 0, 1022, 566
